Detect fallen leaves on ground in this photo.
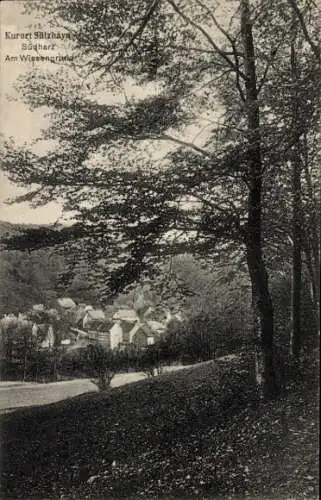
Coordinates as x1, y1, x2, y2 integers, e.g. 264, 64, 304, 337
0, 355, 318, 499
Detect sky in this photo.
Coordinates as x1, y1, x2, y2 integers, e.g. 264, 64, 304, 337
0, 0, 229, 225
0, 1, 66, 224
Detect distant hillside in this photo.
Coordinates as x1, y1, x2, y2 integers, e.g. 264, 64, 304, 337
0, 221, 99, 315
0, 220, 39, 237
0, 220, 65, 240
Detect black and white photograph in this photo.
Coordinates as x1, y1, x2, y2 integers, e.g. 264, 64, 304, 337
0, 0, 320, 498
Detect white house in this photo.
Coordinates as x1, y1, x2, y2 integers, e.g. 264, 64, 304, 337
40, 325, 55, 349
109, 320, 123, 350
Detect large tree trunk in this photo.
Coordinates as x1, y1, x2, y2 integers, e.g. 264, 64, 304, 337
302, 137, 320, 337
303, 233, 320, 339
290, 19, 303, 360
241, 0, 277, 398
291, 156, 302, 359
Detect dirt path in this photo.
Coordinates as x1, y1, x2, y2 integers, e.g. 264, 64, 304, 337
0, 359, 224, 412
0, 373, 149, 411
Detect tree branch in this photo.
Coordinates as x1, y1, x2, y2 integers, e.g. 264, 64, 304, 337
165, 0, 246, 80
155, 133, 211, 156
287, 0, 321, 62
194, 0, 238, 47
257, 39, 284, 95
105, 0, 161, 70
190, 0, 246, 101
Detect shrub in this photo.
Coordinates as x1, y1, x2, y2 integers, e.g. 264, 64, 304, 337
27, 349, 58, 382
135, 345, 162, 377
162, 314, 246, 365
85, 344, 124, 390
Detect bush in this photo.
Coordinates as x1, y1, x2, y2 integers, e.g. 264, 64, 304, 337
60, 347, 91, 378
84, 344, 125, 390
27, 348, 60, 382
162, 314, 246, 365
0, 359, 23, 381
0, 346, 61, 382
134, 345, 162, 377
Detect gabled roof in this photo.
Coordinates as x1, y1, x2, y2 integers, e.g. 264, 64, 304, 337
86, 309, 106, 321
113, 309, 139, 323
129, 322, 152, 341
57, 297, 77, 309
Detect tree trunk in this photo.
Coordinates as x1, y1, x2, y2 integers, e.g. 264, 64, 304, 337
6, 338, 13, 363
303, 244, 320, 338
241, 0, 277, 398
251, 296, 264, 396
290, 18, 303, 360
291, 160, 302, 359
23, 336, 28, 382
53, 348, 58, 381
302, 136, 320, 332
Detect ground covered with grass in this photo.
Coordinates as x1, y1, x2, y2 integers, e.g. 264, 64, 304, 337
0, 355, 319, 499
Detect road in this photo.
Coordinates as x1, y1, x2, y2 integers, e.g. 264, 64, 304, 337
0, 359, 228, 413
0, 372, 147, 412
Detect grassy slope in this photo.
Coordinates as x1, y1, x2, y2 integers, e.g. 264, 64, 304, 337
0, 356, 318, 499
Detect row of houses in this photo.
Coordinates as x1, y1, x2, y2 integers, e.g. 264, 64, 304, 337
1, 295, 183, 352
64, 297, 183, 350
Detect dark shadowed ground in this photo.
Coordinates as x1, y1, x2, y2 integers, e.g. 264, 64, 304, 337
0, 356, 318, 499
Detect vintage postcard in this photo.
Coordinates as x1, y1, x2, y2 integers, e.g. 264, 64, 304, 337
0, 0, 319, 498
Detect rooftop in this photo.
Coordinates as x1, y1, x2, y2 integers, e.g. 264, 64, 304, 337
113, 309, 139, 323
57, 298, 77, 309
86, 309, 107, 322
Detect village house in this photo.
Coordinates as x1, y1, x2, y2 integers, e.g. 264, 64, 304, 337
110, 308, 157, 348
30, 304, 57, 349
0, 292, 184, 355
68, 304, 171, 351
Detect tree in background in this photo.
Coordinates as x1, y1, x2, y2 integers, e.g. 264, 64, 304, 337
256, 5, 321, 360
